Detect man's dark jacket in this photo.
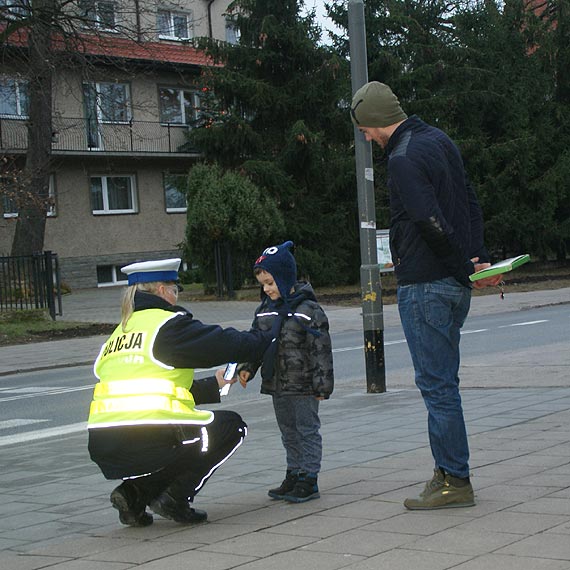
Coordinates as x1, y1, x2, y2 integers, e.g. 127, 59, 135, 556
385, 115, 489, 287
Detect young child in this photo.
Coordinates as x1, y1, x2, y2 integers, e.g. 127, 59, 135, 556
238, 241, 334, 503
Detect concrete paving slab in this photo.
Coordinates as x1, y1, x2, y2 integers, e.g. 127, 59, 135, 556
336, 547, 470, 570
452, 555, 570, 570
196, 530, 314, 557
496, 532, 570, 561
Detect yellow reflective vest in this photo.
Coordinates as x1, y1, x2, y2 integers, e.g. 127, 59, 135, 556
88, 308, 214, 429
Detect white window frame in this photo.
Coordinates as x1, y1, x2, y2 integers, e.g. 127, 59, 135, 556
2, 174, 56, 218
0, 76, 28, 118
157, 9, 192, 40
80, 0, 118, 31
158, 86, 200, 126
97, 264, 128, 287
85, 81, 131, 125
163, 172, 187, 213
225, 16, 240, 44
90, 174, 137, 215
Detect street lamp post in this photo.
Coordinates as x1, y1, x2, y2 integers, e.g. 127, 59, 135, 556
348, 0, 386, 393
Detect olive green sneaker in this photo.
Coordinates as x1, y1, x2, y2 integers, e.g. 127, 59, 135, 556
404, 472, 475, 510
419, 468, 445, 498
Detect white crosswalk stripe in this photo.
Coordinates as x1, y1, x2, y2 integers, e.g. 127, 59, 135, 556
0, 422, 86, 447
0, 386, 68, 393
0, 419, 49, 429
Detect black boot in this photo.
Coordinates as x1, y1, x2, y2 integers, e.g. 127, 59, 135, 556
149, 491, 207, 524
282, 473, 320, 503
110, 481, 153, 527
268, 470, 299, 500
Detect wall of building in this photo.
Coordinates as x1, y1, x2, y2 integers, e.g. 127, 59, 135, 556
1, 0, 234, 287
58, 248, 183, 289
43, 157, 190, 289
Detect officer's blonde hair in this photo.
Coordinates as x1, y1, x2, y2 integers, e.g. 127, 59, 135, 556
120, 282, 161, 331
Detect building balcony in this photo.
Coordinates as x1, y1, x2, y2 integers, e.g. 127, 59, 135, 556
0, 116, 200, 157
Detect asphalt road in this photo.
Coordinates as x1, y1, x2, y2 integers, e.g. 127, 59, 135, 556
0, 303, 567, 447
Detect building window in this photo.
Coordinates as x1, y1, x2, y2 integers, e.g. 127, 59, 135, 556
90, 174, 137, 214
225, 17, 240, 44
79, 0, 117, 30
164, 173, 187, 212
0, 0, 28, 19
157, 9, 192, 40
97, 264, 127, 286
0, 76, 29, 118
1, 174, 56, 218
84, 81, 131, 124
159, 87, 199, 125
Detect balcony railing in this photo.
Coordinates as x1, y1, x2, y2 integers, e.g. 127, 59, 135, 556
0, 116, 199, 155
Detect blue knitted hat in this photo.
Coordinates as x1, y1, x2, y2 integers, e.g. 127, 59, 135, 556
254, 241, 297, 300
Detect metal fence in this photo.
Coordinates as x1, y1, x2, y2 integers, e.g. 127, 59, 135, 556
0, 251, 62, 320
0, 116, 198, 155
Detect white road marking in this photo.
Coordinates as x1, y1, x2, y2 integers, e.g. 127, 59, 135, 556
0, 386, 71, 393
0, 385, 93, 402
499, 320, 549, 328
0, 422, 87, 447
0, 419, 49, 429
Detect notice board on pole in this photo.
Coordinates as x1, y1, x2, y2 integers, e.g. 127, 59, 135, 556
376, 229, 394, 272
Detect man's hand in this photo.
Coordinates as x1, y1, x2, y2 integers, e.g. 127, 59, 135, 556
471, 257, 504, 289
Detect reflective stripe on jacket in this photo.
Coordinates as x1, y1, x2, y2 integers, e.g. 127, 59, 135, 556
88, 308, 214, 428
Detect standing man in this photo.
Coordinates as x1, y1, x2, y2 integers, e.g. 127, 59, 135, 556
350, 82, 502, 510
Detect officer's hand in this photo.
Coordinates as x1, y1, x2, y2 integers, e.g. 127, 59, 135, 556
215, 368, 237, 389
239, 370, 250, 388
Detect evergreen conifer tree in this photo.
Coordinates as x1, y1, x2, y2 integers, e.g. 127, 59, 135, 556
329, 0, 569, 261
188, 0, 357, 286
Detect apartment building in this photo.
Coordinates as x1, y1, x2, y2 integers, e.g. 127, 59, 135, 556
0, 0, 235, 288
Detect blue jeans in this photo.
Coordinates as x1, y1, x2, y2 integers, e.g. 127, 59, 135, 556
397, 278, 472, 478
272, 394, 322, 475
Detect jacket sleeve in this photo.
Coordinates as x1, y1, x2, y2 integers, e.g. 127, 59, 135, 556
153, 316, 272, 369
466, 177, 490, 263
190, 375, 221, 405
236, 305, 265, 381
308, 304, 334, 399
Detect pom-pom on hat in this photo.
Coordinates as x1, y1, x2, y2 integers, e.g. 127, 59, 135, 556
350, 81, 408, 128
121, 258, 181, 286
254, 241, 297, 300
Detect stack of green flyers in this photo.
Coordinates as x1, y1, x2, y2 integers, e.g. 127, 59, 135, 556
469, 254, 530, 282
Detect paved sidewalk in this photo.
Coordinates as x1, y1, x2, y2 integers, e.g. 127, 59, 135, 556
0, 287, 569, 569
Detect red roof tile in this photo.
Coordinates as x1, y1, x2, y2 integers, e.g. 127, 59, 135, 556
2, 25, 218, 67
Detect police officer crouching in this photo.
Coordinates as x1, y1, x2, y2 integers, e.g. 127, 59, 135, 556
87, 258, 273, 526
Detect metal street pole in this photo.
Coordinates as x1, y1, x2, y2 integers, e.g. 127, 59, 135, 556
348, 0, 386, 393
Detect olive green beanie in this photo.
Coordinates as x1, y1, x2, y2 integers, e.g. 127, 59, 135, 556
350, 81, 408, 128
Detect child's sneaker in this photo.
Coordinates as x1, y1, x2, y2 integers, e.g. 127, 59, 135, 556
282, 474, 320, 503
268, 471, 298, 500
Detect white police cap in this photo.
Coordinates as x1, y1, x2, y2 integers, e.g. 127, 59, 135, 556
121, 258, 181, 286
